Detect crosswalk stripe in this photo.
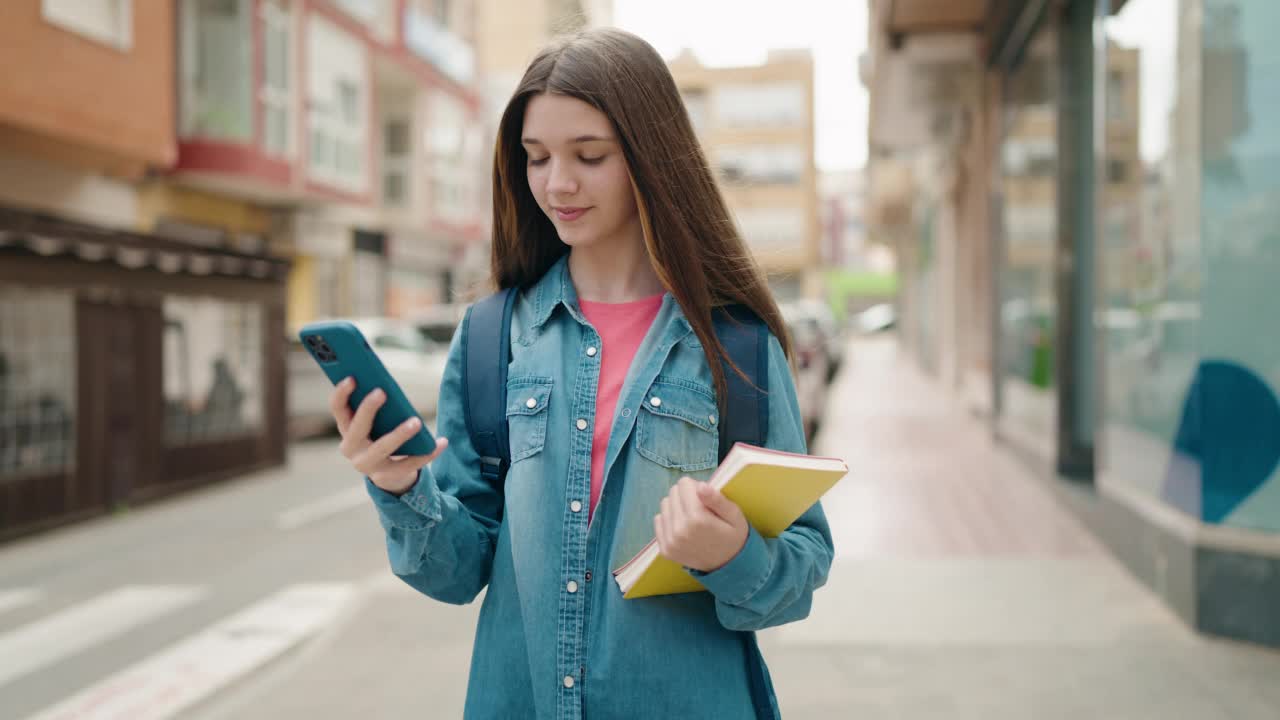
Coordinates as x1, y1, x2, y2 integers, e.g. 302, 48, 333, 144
23, 583, 355, 720
0, 586, 204, 689
0, 589, 42, 616
276, 486, 368, 530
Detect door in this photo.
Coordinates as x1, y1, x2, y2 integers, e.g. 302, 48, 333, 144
78, 296, 163, 507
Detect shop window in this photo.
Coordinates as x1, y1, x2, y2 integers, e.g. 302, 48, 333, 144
0, 287, 76, 478
163, 298, 264, 444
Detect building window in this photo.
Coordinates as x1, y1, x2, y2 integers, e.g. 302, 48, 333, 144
42, 0, 132, 50
1106, 69, 1127, 122
330, 0, 395, 39
403, 0, 475, 84
383, 116, 412, 206
681, 88, 709, 133
733, 207, 806, 252
425, 91, 480, 224
352, 233, 388, 317
163, 298, 264, 445
714, 83, 806, 128
1107, 158, 1128, 183
181, 0, 253, 142
260, 0, 292, 157
307, 15, 369, 192
717, 145, 805, 186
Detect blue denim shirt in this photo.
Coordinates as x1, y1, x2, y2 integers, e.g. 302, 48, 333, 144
365, 255, 834, 719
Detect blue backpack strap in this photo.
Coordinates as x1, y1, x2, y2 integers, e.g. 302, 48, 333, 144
712, 304, 777, 719
462, 287, 518, 486
712, 304, 769, 460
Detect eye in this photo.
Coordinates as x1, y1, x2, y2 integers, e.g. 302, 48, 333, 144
528, 156, 549, 167
580, 156, 605, 165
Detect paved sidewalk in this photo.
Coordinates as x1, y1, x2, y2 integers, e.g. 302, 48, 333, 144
213, 337, 1280, 719
763, 337, 1280, 719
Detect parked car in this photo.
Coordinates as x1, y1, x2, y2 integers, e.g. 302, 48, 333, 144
347, 317, 449, 419
286, 316, 448, 439
780, 303, 832, 443
854, 303, 896, 334
409, 303, 466, 347
783, 300, 844, 383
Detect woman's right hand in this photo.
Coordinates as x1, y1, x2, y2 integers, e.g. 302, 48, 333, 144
330, 377, 449, 496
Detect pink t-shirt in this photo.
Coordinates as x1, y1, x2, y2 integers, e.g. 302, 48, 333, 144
578, 293, 665, 524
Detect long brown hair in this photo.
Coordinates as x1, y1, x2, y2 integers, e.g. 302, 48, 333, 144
489, 27, 793, 406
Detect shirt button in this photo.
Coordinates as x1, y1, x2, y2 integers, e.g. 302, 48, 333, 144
526, 397, 537, 409
570, 500, 582, 513
621, 408, 631, 417
576, 418, 588, 431
585, 570, 592, 582
586, 346, 598, 357
567, 580, 578, 593
709, 415, 717, 425
563, 675, 575, 689
650, 397, 662, 408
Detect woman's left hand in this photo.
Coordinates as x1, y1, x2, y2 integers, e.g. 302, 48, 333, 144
654, 477, 749, 573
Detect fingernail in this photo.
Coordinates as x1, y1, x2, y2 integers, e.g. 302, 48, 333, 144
373, 389, 385, 399
342, 377, 353, 388
405, 417, 420, 429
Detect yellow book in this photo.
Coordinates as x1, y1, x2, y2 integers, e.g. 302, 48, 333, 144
612, 442, 849, 599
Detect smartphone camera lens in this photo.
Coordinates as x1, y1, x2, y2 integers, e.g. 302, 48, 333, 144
305, 336, 333, 362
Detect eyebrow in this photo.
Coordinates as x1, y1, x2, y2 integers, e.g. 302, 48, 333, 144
521, 135, 615, 145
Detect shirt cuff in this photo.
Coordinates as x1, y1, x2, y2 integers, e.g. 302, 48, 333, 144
364, 468, 443, 531
687, 525, 773, 605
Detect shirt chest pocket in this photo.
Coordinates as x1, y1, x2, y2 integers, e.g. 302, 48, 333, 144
635, 378, 720, 472
506, 376, 553, 463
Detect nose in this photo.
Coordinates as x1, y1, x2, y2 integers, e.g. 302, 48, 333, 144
545, 157, 578, 198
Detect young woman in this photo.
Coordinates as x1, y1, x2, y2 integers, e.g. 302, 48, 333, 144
329, 27, 833, 720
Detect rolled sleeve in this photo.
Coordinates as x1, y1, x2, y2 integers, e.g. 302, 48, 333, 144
688, 525, 773, 605
364, 468, 443, 531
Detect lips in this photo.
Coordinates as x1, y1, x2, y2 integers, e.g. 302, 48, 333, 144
554, 207, 589, 222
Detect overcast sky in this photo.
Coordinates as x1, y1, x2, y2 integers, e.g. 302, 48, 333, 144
612, 0, 870, 172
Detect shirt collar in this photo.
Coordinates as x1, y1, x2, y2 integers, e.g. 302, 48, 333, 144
526, 253, 692, 335
528, 254, 575, 331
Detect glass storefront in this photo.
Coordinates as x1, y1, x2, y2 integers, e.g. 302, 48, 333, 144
1099, 0, 1280, 531
998, 28, 1059, 458
163, 297, 265, 444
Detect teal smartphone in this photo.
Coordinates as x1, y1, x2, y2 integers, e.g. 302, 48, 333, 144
299, 320, 437, 456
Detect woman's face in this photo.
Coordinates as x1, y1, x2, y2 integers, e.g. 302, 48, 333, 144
521, 93, 640, 251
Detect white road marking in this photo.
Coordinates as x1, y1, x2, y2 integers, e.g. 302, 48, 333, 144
0, 586, 204, 689
0, 589, 42, 616
276, 487, 368, 530
24, 583, 355, 720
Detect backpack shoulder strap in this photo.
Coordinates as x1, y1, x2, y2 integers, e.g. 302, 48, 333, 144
711, 304, 770, 462
712, 305, 779, 720
462, 287, 518, 485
